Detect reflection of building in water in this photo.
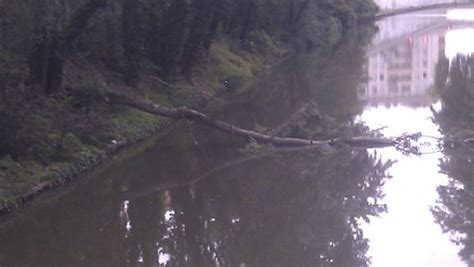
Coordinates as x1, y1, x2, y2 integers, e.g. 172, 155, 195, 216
374, 0, 462, 10
359, 14, 448, 107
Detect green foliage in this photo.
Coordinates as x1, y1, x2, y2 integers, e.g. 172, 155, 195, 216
242, 30, 279, 57
433, 55, 474, 263
0, 0, 378, 210
435, 55, 474, 136
109, 108, 163, 142
0, 94, 166, 208
211, 42, 255, 87
1, 0, 377, 89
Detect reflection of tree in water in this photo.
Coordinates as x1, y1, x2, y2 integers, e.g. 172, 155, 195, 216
82, 25, 382, 267
121, 148, 392, 266
433, 55, 474, 264
434, 55, 474, 135
0, 20, 383, 267
107, 25, 387, 267
215, 24, 376, 140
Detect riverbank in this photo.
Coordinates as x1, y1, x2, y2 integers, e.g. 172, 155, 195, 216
375, 1, 474, 20
0, 0, 378, 216
0, 38, 287, 215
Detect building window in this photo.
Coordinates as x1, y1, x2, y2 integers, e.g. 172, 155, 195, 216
389, 86, 399, 93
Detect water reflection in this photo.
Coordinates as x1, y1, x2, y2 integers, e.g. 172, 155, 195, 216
358, 9, 474, 267
123, 148, 392, 266
433, 54, 474, 265
0, 131, 392, 266
2, 7, 474, 267
358, 106, 464, 266
0, 19, 387, 267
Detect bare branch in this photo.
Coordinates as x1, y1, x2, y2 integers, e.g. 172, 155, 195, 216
107, 92, 397, 148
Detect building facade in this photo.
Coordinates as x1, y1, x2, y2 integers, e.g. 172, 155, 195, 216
358, 14, 447, 107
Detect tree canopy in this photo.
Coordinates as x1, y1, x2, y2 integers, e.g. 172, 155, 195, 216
433, 54, 474, 263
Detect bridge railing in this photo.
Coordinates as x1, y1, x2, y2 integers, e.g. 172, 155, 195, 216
375, 1, 474, 20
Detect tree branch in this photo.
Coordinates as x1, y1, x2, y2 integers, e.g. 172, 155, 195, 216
107, 92, 397, 148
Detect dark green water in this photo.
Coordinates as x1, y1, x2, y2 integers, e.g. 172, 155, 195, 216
1, 8, 474, 267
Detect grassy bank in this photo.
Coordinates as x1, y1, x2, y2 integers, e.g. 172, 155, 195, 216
0, 37, 284, 214
0, 0, 378, 214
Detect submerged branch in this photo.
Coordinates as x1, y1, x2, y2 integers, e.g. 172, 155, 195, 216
121, 152, 267, 200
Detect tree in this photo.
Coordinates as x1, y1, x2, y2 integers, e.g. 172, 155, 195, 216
121, 0, 145, 85
28, 0, 106, 95
432, 55, 474, 264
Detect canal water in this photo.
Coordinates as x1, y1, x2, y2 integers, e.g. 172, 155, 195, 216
1, 8, 474, 267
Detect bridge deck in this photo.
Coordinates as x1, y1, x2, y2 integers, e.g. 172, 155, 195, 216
375, 1, 474, 20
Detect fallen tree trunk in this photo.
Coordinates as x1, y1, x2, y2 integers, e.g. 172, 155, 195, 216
107, 92, 397, 148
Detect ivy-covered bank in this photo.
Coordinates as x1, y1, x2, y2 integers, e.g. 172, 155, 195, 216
0, 0, 378, 213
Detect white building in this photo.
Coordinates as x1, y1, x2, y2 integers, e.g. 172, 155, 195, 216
359, 14, 447, 107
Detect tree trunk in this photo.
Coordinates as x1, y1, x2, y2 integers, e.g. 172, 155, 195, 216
105, 2, 119, 69
122, 0, 144, 85
107, 92, 397, 148
28, 41, 64, 95
28, 0, 106, 95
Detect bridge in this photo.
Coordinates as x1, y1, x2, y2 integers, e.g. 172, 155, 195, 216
375, 1, 474, 20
